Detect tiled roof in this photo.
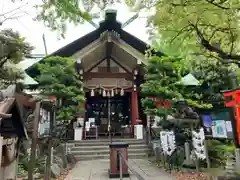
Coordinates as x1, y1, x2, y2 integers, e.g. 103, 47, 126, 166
0, 98, 15, 120
0, 96, 28, 138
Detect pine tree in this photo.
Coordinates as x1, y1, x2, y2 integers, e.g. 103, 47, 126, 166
141, 56, 184, 119
35, 56, 85, 122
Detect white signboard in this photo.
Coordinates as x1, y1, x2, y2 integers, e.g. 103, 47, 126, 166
192, 128, 206, 160
225, 121, 233, 132
160, 131, 176, 156
38, 108, 50, 137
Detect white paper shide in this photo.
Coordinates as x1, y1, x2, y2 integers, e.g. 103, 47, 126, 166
192, 128, 206, 160
160, 131, 176, 156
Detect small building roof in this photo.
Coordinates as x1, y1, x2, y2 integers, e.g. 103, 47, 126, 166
16, 57, 41, 85
0, 97, 28, 138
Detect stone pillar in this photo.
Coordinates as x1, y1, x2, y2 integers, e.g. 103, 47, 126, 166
235, 148, 240, 172
131, 91, 139, 126
185, 142, 191, 162
182, 142, 195, 168
4, 159, 17, 180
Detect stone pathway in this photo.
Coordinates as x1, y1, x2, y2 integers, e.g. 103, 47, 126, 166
65, 159, 175, 180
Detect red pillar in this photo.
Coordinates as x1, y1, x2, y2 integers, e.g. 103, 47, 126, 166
131, 90, 139, 126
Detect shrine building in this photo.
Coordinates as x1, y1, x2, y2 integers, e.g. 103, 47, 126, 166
26, 10, 163, 138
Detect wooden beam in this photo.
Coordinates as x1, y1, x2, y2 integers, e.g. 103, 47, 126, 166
0, 112, 12, 118
106, 42, 113, 72
86, 57, 106, 72
110, 57, 132, 74
112, 39, 147, 64
84, 72, 133, 80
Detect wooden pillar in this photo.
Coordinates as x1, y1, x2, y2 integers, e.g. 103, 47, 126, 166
131, 90, 139, 126
0, 136, 2, 168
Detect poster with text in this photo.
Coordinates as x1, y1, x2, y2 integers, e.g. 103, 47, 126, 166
212, 120, 227, 138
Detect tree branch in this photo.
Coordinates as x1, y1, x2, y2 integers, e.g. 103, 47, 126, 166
204, 0, 229, 9
190, 23, 240, 61
170, 25, 192, 44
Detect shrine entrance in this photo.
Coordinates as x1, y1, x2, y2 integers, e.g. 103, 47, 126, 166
86, 92, 131, 137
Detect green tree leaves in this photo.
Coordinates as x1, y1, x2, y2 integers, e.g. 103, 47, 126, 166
35, 0, 91, 38
141, 56, 184, 117
36, 56, 85, 122
0, 29, 33, 87
148, 0, 240, 64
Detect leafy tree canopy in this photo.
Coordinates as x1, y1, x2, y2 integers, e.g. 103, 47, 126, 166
134, 0, 240, 103
145, 0, 240, 65
35, 56, 85, 122
0, 29, 33, 86
141, 55, 211, 118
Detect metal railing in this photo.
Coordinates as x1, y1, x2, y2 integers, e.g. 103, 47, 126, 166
117, 151, 146, 180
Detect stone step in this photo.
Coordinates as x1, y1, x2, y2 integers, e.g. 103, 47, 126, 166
74, 152, 148, 161
68, 138, 139, 143
71, 144, 147, 151
71, 148, 148, 156
71, 140, 145, 147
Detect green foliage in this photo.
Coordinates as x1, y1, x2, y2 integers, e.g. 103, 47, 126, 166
35, 0, 91, 38
0, 29, 33, 87
138, 0, 240, 105
190, 58, 232, 103
141, 55, 183, 117
18, 153, 46, 177
147, 0, 240, 65
35, 56, 85, 122
141, 55, 211, 118
141, 56, 184, 97
207, 139, 235, 167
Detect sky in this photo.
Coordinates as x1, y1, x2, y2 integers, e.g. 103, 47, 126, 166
0, 0, 150, 55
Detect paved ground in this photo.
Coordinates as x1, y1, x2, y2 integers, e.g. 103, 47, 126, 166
65, 159, 175, 180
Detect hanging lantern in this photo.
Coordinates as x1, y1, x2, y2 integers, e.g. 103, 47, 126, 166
137, 59, 142, 65
115, 88, 118, 94
107, 31, 112, 42
111, 89, 114, 97
107, 91, 110, 97
120, 88, 124, 96
103, 89, 106, 97
134, 69, 138, 75
133, 84, 137, 91
77, 58, 81, 64
90, 89, 94, 97
99, 88, 102, 94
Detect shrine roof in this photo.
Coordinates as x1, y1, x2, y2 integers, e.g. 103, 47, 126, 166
26, 10, 164, 76
48, 10, 157, 57
0, 97, 28, 139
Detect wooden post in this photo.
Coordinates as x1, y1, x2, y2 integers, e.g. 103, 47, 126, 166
0, 136, 3, 168
195, 159, 200, 172
204, 140, 211, 169
45, 105, 55, 180
28, 101, 40, 180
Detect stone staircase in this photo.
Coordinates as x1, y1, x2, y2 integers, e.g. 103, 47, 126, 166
67, 138, 149, 161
